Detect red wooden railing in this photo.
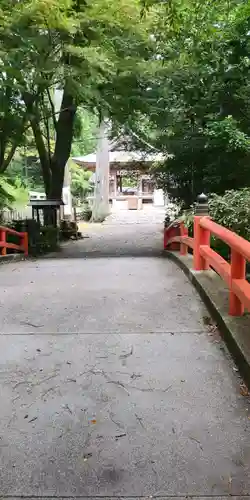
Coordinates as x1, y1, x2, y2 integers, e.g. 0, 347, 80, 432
0, 226, 28, 257
164, 215, 250, 317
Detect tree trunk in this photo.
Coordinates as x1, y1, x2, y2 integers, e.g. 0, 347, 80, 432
49, 89, 76, 200
23, 92, 52, 196
24, 87, 76, 204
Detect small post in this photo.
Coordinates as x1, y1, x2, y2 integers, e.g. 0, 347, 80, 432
169, 224, 179, 251
21, 232, 29, 256
163, 215, 171, 249
193, 193, 210, 270
180, 222, 188, 256
0, 229, 6, 256
229, 249, 245, 316
163, 229, 168, 249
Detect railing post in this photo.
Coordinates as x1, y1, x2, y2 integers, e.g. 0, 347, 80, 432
169, 224, 180, 251
21, 232, 29, 257
229, 250, 245, 316
193, 193, 210, 270
180, 222, 188, 256
163, 229, 168, 249
0, 229, 6, 256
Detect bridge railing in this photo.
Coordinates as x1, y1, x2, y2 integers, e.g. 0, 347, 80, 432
164, 196, 250, 317
0, 226, 28, 257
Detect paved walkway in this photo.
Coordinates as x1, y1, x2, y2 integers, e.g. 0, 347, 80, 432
0, 208, 250, 498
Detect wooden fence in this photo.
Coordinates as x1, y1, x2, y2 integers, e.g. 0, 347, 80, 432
0, 226, 28, 256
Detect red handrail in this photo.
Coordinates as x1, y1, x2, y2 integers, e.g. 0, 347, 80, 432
0, 226, 28, 257
163, 216, 250, 317
200, 217, 250, 262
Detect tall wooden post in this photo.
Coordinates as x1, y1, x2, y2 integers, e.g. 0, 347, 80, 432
91, 120, 110, 222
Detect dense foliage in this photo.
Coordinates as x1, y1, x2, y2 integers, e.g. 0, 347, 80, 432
5, 108, 97, 205
172, 189, 250, 262
209, 190, 250, 242
178, 189, 250, 240
0, 0, 155, 201
118, 0, 250, 206
1, 0, 250, 213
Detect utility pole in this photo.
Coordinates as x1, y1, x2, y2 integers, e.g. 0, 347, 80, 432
91, 120, 110, 222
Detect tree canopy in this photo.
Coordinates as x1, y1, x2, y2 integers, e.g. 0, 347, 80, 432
117, 0, 250, 206
0, 0, 155, 199
1, 0, 250, 209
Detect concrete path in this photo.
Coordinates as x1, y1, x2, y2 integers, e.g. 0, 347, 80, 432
1, 208, 250, 498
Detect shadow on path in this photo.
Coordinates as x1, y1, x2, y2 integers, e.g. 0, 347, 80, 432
0, 211, 250, 497
47, 222, 164, 259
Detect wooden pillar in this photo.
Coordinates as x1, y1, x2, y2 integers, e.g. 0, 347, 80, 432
138, 175, 143, 210
119, 175, 122, 193
229, 250, 245, 316
0, 229, 6, 256
138, 176, 143, 195
113, 171, 117, 198
193, 216, 210, 270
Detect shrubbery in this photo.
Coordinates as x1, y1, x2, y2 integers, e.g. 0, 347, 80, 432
176, 189, 250, 238
208, 190, 250, 241
167, 189, 250, 262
